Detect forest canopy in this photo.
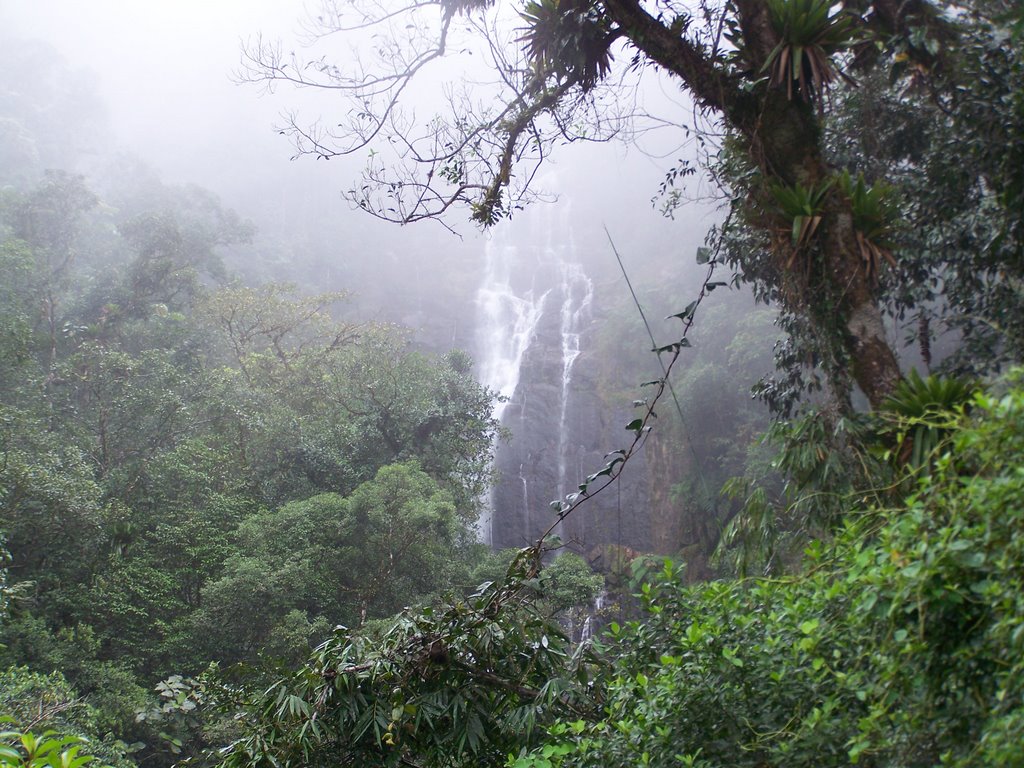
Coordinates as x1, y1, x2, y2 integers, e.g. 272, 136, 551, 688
2, 2, 1023, 768
0, 151, 503, 765
241, 0, 1024, 411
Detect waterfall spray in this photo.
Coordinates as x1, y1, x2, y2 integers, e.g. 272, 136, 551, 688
474, 231, 548, 544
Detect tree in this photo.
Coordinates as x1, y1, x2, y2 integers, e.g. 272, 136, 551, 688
213, 546, 599, 768
0, 405, 106, 596
192, 463, 466, 664
9, 171, 97, 374
821, 3, 1024, 382
0, 39, 110, 185
214, 370, 1024, 768
0, 241, 35, 381
241, 0, 1020, 409
314, 335, 499, 512
196, 284, 357, 389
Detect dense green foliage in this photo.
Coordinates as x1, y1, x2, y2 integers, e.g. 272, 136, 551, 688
513, 379, 1024, 767
214, 375, 1024, 768
720, 0, 1024, 412
4, 2, 1024, 768
215, 550, 598, 768
0, 726, 108, 768
0, 133, 501, 766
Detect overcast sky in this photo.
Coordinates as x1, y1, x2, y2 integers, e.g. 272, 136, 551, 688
1, 0, 718, 278
1, 0, 299, 187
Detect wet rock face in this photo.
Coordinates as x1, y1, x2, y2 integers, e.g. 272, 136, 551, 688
473, 206, 672, 557
487, 296, 653, 554
488, 296, 565, 549
565, 358, 653, 554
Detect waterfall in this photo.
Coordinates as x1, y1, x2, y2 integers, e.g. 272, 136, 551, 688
553, 259, 594, 543
474, 230, 549, 544
473, 195, 593, 549
580, 588, 607, 644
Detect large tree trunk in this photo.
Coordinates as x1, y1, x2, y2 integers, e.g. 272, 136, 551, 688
603, 0, 903, 407
731, 0, 902, 407
750, 92, 902, 408
822, 204, 901, 407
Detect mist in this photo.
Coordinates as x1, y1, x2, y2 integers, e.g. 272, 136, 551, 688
2, 4, 1019, 764
1, 0, 717, 289
1, 0, 780, 616
1, 0, 774, 560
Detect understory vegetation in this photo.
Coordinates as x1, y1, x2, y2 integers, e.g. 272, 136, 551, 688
3, 0, 1024, 766
207, 374, 1024, 768
518, 379, 1024, 767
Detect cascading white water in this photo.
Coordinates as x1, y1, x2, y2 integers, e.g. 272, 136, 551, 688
580, 588, 607, 643
474, 231, 549, 544
473, 188, 593, 548
553, 258, 594, 542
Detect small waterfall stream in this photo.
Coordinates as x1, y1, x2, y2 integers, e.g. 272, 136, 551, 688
473, 199, 593, 549
553, 259, 594, 543
474, 229, 549, 544
580, 588, 607, 643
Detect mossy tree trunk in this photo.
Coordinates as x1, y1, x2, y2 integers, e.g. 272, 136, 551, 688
603, 0, 902, 406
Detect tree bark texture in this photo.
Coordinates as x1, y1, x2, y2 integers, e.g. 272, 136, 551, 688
602, 0, 902, 406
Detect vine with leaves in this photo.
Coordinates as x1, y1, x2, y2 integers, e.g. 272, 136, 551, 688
210, 242, 725, 768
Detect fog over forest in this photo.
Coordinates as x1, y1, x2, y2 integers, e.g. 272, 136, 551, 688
3, 1, 1021, 767
1, 0, 719, 293
3, 0, 746, 553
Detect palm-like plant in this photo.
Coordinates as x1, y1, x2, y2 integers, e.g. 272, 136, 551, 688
881, 369, 976, 468
518, 0, 613, 90
763, 0, 856, 105
837, 170, 898, 280
768, 178, 833, 265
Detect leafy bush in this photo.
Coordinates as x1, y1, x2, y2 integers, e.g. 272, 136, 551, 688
514, 373, 1024, 767
0, 726, 107, 768
213, 550, 598, 768
0, 670, 133, 768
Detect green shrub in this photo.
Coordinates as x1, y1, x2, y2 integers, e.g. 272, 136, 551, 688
0, 726, 106, 768
514, 373, 1024, 767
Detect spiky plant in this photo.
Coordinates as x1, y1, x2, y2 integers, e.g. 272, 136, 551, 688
881, 369, 976, 468
767, 177, 834, 266
518, 0, 613, 90
837, 170, 898, 280
763, 0, 856, 105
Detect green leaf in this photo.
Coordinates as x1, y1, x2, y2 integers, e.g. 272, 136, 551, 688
799, 618, 819, 635
667, 301, 699, 321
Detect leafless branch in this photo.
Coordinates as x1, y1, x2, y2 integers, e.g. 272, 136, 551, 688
238, 1, 652, 230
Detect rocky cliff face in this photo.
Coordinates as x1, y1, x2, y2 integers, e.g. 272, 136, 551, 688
487, 313, 656, 553
470, 200, 737, 562
476, 239, 662, 555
